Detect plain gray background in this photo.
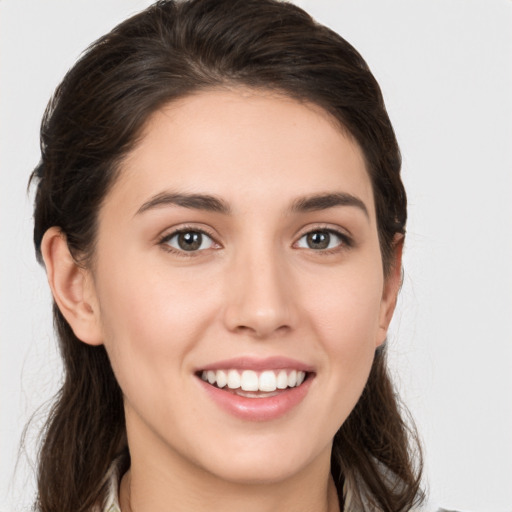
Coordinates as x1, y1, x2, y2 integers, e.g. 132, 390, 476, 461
1, 1, 511, 511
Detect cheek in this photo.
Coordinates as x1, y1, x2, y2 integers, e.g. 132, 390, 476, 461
304, 266, 384, 344
93, 256, 219, 389
301, 264, 383, 392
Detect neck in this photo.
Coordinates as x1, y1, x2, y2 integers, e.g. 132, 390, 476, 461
120, 469, 340, 512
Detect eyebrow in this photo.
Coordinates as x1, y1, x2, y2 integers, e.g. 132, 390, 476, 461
135, 190, 369, 219
136, 192, 231, 215
291, 192, 369, 219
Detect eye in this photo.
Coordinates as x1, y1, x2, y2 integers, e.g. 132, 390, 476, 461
161, 229, 216, 253
296, 229, 348, 251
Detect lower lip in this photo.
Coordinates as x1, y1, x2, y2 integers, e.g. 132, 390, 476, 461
198, 376, 313, 422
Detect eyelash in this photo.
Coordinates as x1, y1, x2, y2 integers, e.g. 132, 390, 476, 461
158, 226, 353, 257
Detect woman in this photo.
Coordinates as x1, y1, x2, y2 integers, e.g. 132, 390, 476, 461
31, 0, 428, 510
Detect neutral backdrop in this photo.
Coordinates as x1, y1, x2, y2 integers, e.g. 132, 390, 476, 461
1, 1, 511, 511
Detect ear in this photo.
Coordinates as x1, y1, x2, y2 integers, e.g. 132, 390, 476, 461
376, 234, 404, 347
41, 227, 103, 346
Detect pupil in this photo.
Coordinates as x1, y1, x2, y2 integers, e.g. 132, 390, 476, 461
307, 231, 329, 249
178, 232, 202, 251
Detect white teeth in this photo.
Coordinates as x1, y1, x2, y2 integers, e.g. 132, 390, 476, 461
201, 369, 308, 392
227, 369, 241, 389
259, 370, 277, 392
240, 370, 259, 391
216, 369, 227, 388
276, 370, 288, 389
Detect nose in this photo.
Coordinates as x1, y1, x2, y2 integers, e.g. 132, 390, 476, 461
222, 244, 298, 339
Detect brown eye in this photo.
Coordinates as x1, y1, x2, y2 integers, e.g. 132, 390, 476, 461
306, 231, 330, 249
164, 230, 215, 252
296, 229, 347, 250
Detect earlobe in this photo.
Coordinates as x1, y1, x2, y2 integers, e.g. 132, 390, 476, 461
376, 234, 404, 347
41, 227, 103, 346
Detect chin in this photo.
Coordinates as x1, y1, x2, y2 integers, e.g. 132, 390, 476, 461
203, 458, 308, 486
189, 433, 333, 486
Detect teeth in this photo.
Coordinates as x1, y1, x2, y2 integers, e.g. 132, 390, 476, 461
276, 370, 288, 389
201, 369, 307, 392
240, 370, 259, 391
216, 369, 227, 388
259, 370, 277, 392
227, 369, 241, 389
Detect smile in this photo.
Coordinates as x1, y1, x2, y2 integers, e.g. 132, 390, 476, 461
196, 359, 314, 421
200, 369, 307, 394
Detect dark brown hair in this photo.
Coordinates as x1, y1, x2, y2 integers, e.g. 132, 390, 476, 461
31, 1, 422, 510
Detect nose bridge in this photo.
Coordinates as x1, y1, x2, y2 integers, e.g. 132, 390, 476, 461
223, 236, 296, 337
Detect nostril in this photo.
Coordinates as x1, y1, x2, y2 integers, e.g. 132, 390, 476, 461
232, 322, 292, 339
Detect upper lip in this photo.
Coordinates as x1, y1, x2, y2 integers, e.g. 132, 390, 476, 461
197, 356, 315, 373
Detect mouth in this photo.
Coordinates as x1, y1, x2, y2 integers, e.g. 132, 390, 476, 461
195, 357, 315, 420
197, 368, 311, 398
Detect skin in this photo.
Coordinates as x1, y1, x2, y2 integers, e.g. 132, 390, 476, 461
42, 88, 402, 512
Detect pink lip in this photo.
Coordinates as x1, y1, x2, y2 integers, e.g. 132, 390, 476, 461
198, 377, 313, 421
197, 356, 314, 372
196, 356, 315, 422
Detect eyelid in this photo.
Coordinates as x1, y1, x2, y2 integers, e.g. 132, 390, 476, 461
295, 220, 354, 238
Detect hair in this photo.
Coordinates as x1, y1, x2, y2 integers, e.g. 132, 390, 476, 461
30, 1, 422, 510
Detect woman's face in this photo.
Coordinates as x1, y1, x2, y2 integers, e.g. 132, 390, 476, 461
86, 89, 399, 485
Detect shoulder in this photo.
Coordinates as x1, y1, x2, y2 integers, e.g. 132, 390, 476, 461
342, 473, 458, 512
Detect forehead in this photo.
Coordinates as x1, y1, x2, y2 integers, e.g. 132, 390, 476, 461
109, 88, 375, 219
